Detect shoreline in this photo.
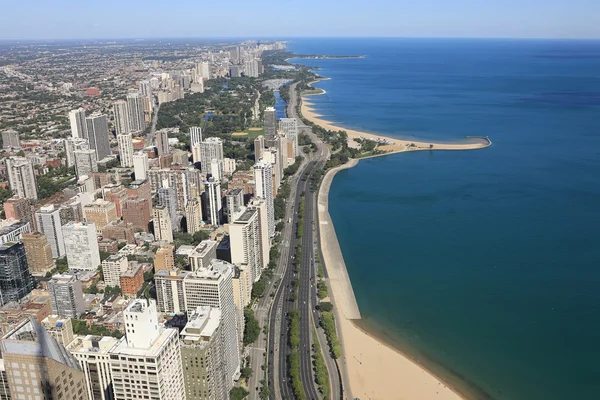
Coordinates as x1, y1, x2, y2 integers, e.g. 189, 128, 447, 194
309, 79, 491, 399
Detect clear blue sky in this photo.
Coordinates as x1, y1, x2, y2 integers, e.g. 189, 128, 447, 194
1, 0, 599, 40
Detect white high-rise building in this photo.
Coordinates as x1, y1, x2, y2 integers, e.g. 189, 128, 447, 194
127, 92, 146, 132
188, 240, 217, 272
117, 133, 134, 167
139, 80, 151, 96
229, 208, 261, 282
5, 157, 37, 200
224, 188, 244, 223
35, 205, 65, 258
73, 149, 98, 178
195, 61, 211, 80
200, 137, 224, 178
264, 107, 276, 146
113, 100, 130, 135
64, 138, 89, 168
244, 59, 259, 77
109, 299, 185, 400
180, 306, 228, 400
253, 160, 275, 236
69, 108, 87, 139
205, 178, 222, 226
190, 126, 202, 147
248, 198, 270, 269
63, 221, 101, 271
153, 205, 174, 242
101, 254, 129, 288
133, 151, 149, 180
85, 114, 111, 160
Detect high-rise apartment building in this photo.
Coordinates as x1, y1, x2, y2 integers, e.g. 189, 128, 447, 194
69, 108, 88, 139
190, 126, 202, 147
48, 272, 85, 318
153, 205, 173, 242
1, 318, 89, 400
68, 335, 119, 400
133, 151, 149, 180
204, 178, 222, 226
229, 208, 261, 282
224, 188, 244, 223
253, 160, 275, 236
139, 80, 151, 96
280, 117, 299, 159
200, 137, 224, 179
0, 242, 34, 306
127, 92, 146, 132
185, 197, 203, 234
85, 114, 111, 160
117, 132, 134, 167
188, 240, 217, 272
36, 205, 66, 258
264, 106, 276, 147
254, 135, 265, 161
3, 196, 33, 227
248, 199, 270, 269
244, 59, 259, 77
6, 157, 38, 200
1, 130, 20, 149
113, 100, 130, 135
109, 299, 184, 400
102, 254, 129, 288
156, 129, 170, 156
74, 148, 98, 178
158, 187, 178, 229
22, 232, 54, 274
63, 222, 101, 271
84, 200, 118, 235
154, 269, 187, 313
64, 137, 89, 167
41, 315, 74, 347
122, 198, 151, 232
154, 245, 175, 272
180, 306, 228, 400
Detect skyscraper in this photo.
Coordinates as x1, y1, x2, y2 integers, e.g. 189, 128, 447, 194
139, 80, 151, 96
48, 272, 85, 318
69, 108, 87, 139
21, 232, 54, 274
264, 106, 276, 147
132, 151, 149, 180
195, 61, 211, 80
117, 132, 134, 167
248, 199, 270, 269
113, 100, 130, 135
190, 126, 202, 147
253, 160, 275, 236
74, 148, 98, 178
153, 205, 174, 242
200, 137, 224, 179
85, 114, 111, 160
62, 222, 101, 271
1, 130, 20, 149
180, 306, 228, 400
64, 137, 89, 167
5, 157, 37, 200
0, 242, 34, 306
244, 59, 259, 77
224, 188, 244, 223
156, 129, 170, 156
229, 208, 261, 282
158, 187, 178, 229
185, 197, 203, 234
205, 178, 222, 226
280, 117, 299, 158
127, 91, 146, 132
254, 135, 265, 161
36, 205, 66, 258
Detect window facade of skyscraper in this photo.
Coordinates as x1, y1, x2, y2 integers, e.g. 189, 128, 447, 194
85, 114, 111, 160
74, 148, 98, 178
263, 106, 277, 147
117, 132, 134, 167
5, 157, 38, 200
47, 272, 85, 318
62, 221, 101, 271
253, 160, 275, 236
36, 205, 66, 258
0, 242, 34, 306
69, 107, 88, 139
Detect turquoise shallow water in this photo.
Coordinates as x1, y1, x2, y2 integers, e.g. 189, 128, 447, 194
289, 38, 600, 400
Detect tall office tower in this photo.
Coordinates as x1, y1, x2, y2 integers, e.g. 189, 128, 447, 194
253, 160, 275, 236
117, 132, 134, 167
189, 126, 202, 147
0, 242, 34, 306
110, 299, 185, 400
83, 200, 118, 235
113, 100, 130, 134
248, 199, 270, 269
127, 92, 146, 132
133, 151, 149, 180
185, 197, 203, 234
68, 335, 120, 400
36, 205, 66, 258
254, 135, 265, 161
102, 254, 129, 287
85, 114, 111, 160
158, 187, 178, 229
74, 148, 98, 178
264, 106, 277, 147
22, 232, 54, 274
188, 240, 217, 272
62, 222, 101, 271
229, 208, 262, 282
2, 130, 20, 149
156, 129, 170, 155
205, 178, 222, 226
0, 318, 89, 400
122, 198, 151, 232
139, 80, 152, 96
200, 137, 224, 178
180, 306, 227, 400
153, 205, 174, 242
41, 315, 74, 347
279, 118, 299, 158
225, 188, 244, 223
182, 259, 240, 388
154, 245, 174, 272
64, 137, 89, 167
243, 59, 259, 77
48, 272, 85, 318
69, 107, 88, 139
5, 157, 38, 200
3, 196, 33, 227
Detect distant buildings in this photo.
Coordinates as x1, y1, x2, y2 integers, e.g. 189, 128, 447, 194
69, 108, 88, 139
113, 100, 129, 135
2, 130, 20, 149
254, 135, 265, 162
47, 272, 85, 318
200, 137, 224, 179
154, 245, 175, 272
126, 91, 146, 132
280, 117, 299, 160
0, 242, 34, 306
6, 157, 37, 200
156, 129, 170, 156
84, 200, 117, 235
185, 197, 203, 234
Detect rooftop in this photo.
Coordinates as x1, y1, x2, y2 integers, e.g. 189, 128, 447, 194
234, 208, 257, 223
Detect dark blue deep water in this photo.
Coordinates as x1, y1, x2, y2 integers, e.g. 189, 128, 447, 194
289, 38, 600, 400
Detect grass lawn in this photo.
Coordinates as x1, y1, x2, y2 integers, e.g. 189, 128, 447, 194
231, 127, 265, 139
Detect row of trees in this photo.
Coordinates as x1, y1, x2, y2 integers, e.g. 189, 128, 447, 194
312, 329, 331, 399
320, 312, 342, 359
243, 308, 260, 346
287, 309, 306, 400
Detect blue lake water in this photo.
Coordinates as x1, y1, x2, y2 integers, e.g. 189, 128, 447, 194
289, 38, 600, 400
